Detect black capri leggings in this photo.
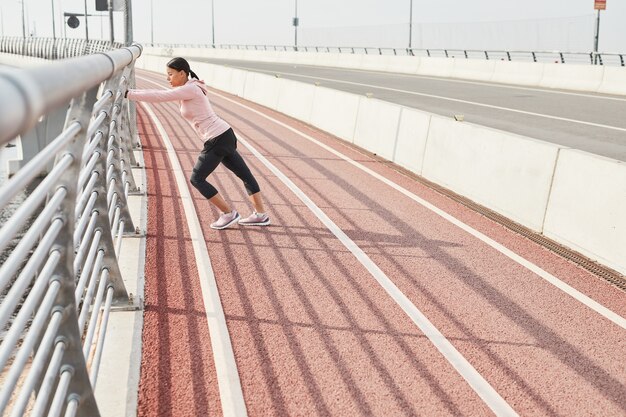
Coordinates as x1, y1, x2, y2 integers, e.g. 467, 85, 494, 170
189, 128, 260, 199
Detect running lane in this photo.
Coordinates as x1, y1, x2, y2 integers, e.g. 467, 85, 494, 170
135, 69, 626, 417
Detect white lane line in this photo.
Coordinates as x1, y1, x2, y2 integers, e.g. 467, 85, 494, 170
234, 131, 519, 417
196, 85, 626, 332
220, 65, 626, 133
140, 103, 248, 417
272, 62, 626, 103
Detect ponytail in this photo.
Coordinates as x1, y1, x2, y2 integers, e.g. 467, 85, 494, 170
189, 69, 199, 80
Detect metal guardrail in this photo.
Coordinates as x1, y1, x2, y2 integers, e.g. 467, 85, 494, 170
148, 42, 625, 67
0, 37, 124, 60
0, 43, 142, 416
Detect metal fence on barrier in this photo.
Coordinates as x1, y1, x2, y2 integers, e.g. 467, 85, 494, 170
0, 43, 142, 416
147, 42, 625, 67
0, 38, 124, 60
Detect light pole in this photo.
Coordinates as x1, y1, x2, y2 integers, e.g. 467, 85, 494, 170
594, 9, 602, 64
21, 0, 26, 39
408, 0, 413, 52
593, 0, 606, 64
150, 0, 154, 44
83, 0, 89, 41
211, 0, 215, 47
293, 0, 299, 51
0, 3, 4, 37
51, 0, 57, 40
108, 0, 114, 43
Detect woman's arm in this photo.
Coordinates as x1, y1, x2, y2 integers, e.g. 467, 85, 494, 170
126, 84, 198, 102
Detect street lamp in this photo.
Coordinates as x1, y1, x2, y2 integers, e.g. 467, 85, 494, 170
83, 0, 89, 41
211, 0, 215, 47
293, 0, 299, 51
593, 1, 606, 64
408, 0, 413, 52
21, 0, 26, 39
0, 3, 4, 37
51, 0, 57, 40
150, 0, 154, 44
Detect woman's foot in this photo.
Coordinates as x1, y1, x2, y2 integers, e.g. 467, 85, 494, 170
238, 212, 270, 226
210, 210, 240, 230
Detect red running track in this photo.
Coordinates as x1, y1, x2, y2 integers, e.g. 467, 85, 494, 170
134, 69, 626, 417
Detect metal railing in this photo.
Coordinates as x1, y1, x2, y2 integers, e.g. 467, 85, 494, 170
0, 43, 142, 416
0, 37, 124, 60
148, 42, 625, 67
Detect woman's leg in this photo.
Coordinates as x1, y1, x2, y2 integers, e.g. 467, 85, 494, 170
248, 192, 265, 214
190, 150, 228, 204
209, 193, 231, 213
221, 150, 270, 225
221, 149, 261, 200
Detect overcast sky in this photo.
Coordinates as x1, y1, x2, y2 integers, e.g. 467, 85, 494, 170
1, 0, 624, 52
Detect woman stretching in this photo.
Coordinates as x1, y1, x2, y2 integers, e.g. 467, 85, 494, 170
126, 57, 269, 230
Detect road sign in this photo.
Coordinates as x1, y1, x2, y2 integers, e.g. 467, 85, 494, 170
594, 0, 606, 10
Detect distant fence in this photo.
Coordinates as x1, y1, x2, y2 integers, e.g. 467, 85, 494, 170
0, 44, 142, 416
0, 37, 124, 60
148, 43, 625, 67
3, 38, 622, 66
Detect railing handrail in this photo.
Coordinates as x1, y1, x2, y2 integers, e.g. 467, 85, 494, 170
143, 42, 625, 66
0, 44, 142, 148
0, 43, 143, 417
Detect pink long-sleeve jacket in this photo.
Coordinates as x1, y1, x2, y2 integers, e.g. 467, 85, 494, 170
127, 80, 230, 141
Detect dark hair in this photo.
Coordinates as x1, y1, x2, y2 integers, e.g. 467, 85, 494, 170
167, 57, 199, 80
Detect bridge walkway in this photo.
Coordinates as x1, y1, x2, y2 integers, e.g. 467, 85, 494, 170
131, 68, 626, 417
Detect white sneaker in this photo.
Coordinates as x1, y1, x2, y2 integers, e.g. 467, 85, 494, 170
238, 212, 270, 226
210, 210, 240, 230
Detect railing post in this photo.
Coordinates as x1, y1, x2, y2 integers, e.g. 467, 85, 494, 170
110, 84, 139, 195
127, 66, 141, 149
36, 86, 103, 417
75, 83, 132, 306
101, 78, 136, 235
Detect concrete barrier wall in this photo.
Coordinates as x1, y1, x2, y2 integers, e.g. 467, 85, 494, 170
491, 61, 545, 86
543, 150, 626, 275
138, 52, 626, 275
276, 78, 316, 123
451, 59, 496, 82
416, 57, 455, 78
210, 64, 236, 94
309, 86, 361, 142
392, 108, 431, 175
353, 97, 402, 161
422, 117, 560, 231
386, 56, 421, 75
242, 71, 281, 109
598, 66, 626, 96
539, 64, 604, 92
144, 47, 626, 96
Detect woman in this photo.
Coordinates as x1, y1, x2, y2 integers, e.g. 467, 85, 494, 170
126, 57, 269, 230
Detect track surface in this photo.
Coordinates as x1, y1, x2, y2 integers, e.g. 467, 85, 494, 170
135, 69, 626, 417
192, 57, 626, 162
